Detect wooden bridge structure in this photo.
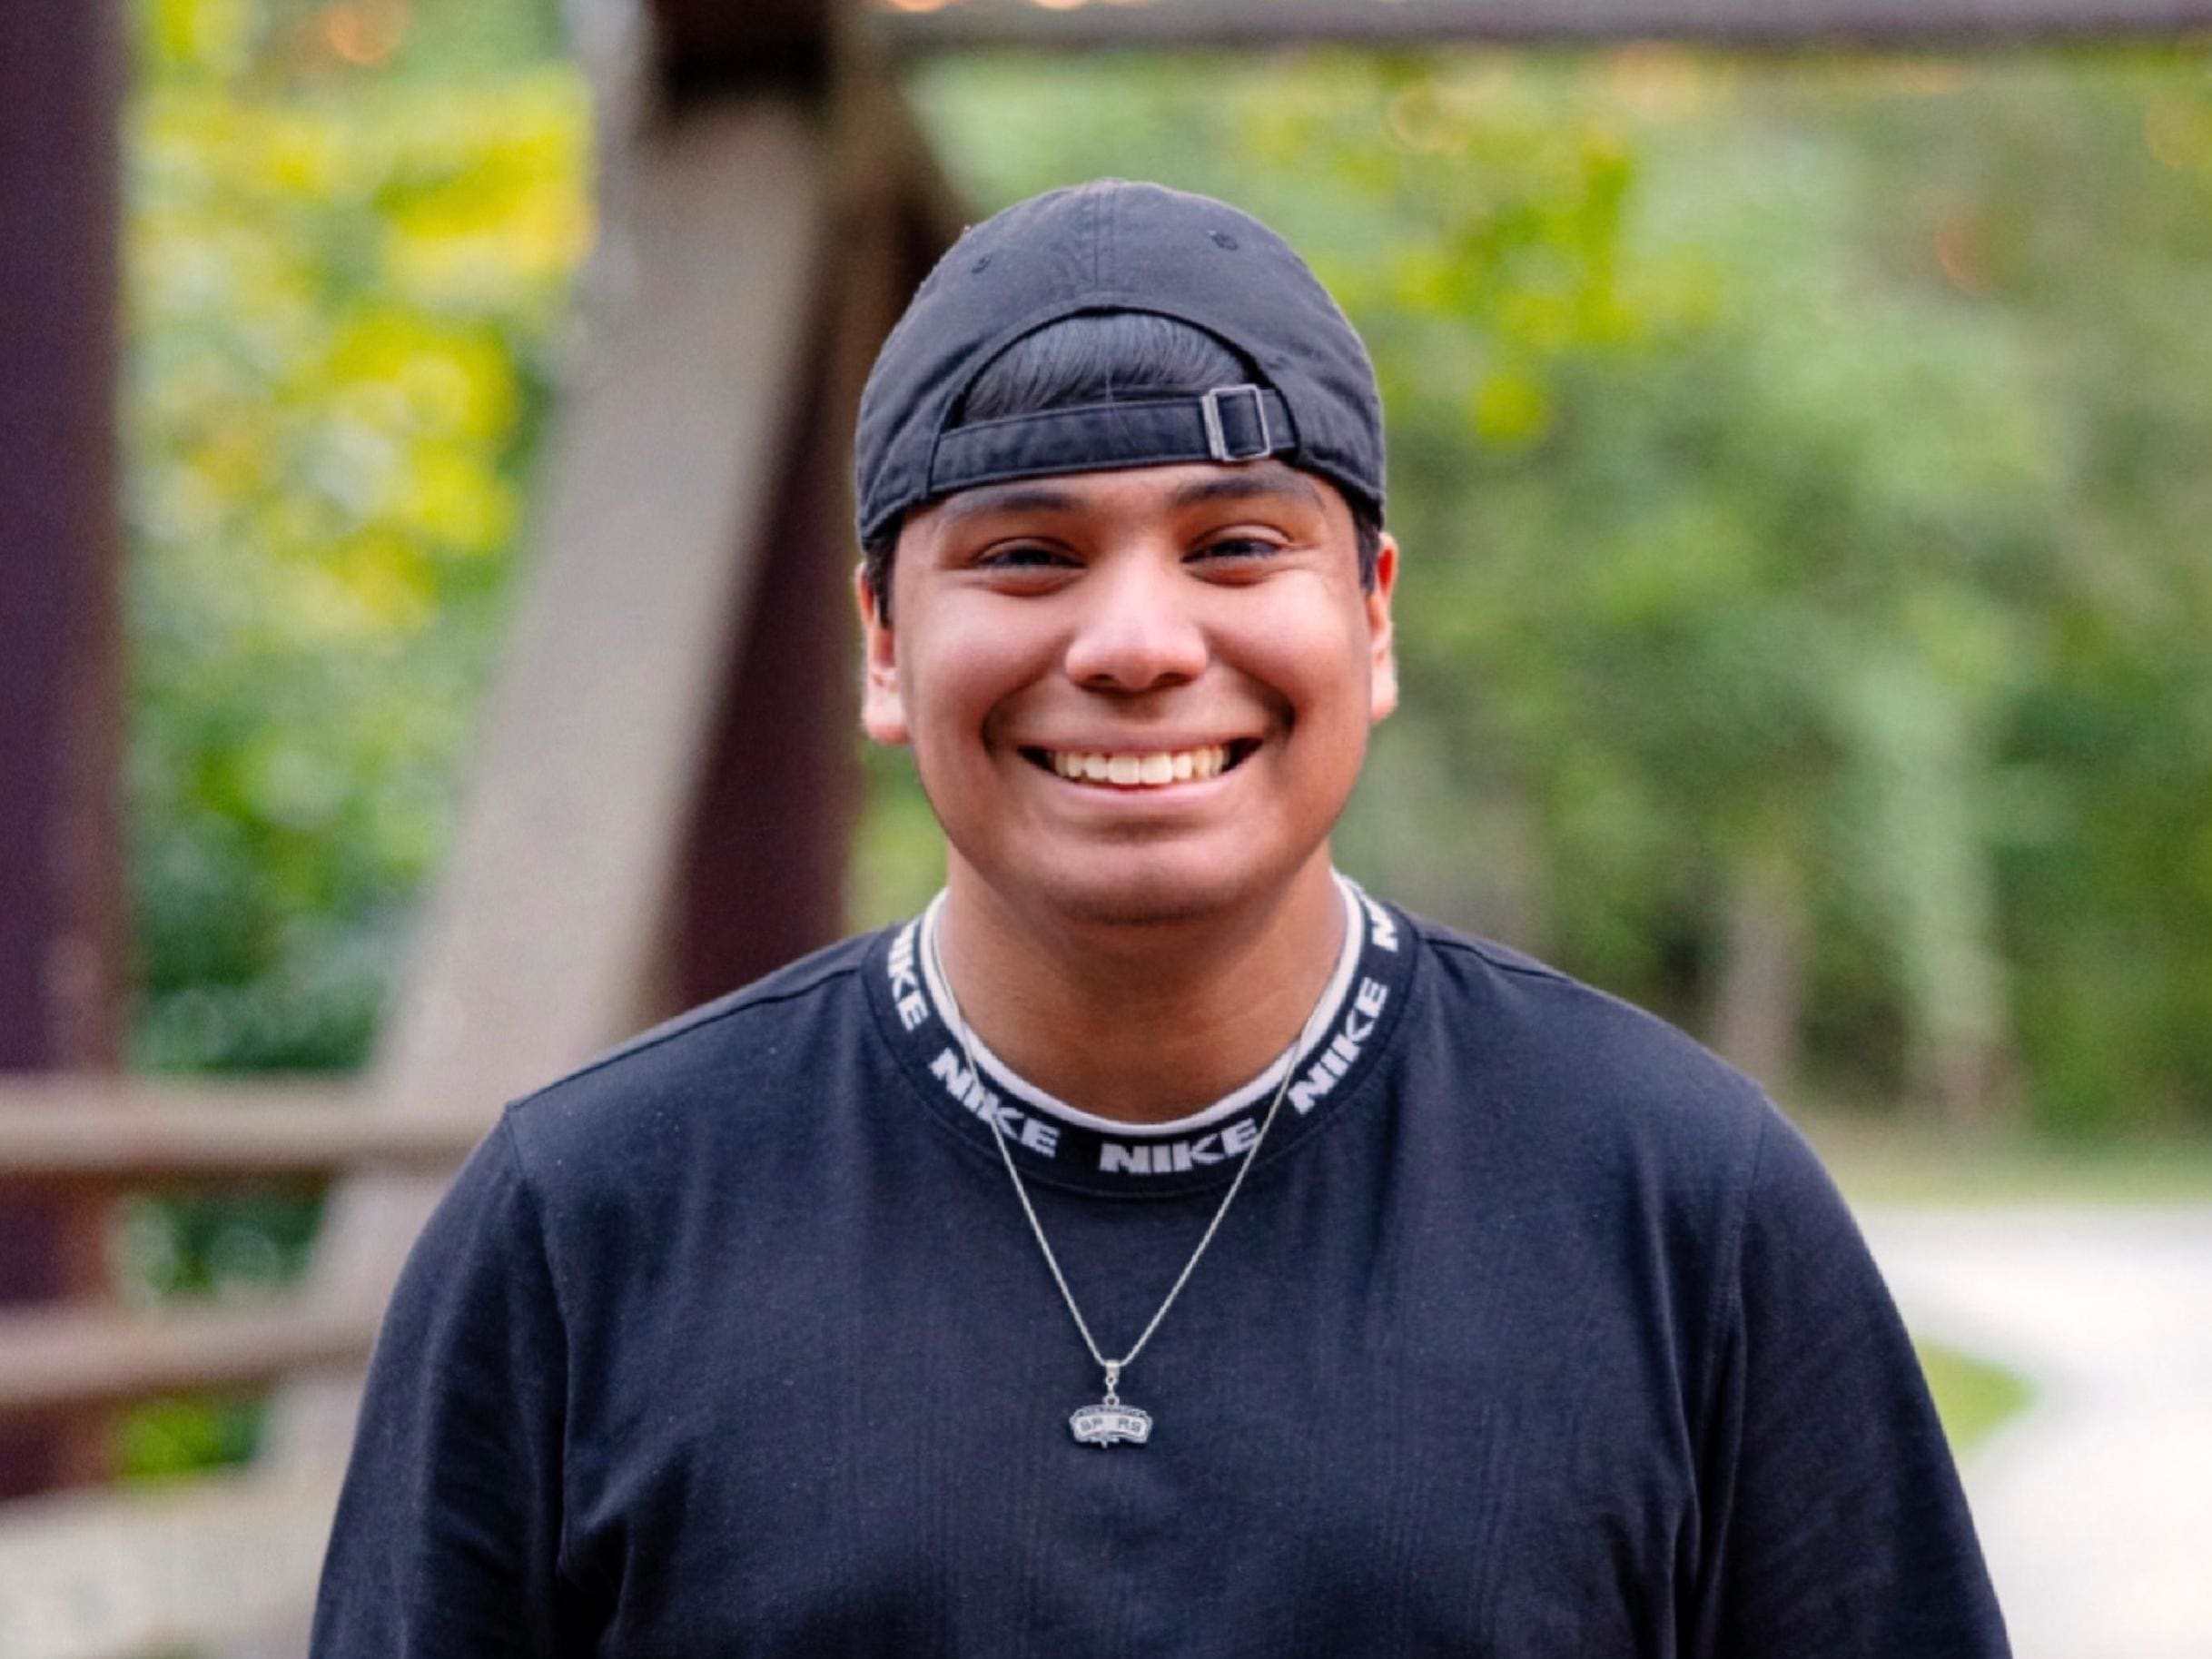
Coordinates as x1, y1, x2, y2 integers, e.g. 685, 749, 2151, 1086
3, 0, 2208, 1651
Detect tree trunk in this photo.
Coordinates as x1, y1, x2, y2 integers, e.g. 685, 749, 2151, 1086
1710, 851, 1808, 1098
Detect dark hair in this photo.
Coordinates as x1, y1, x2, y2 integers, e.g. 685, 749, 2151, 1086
861, 312, 1384, 619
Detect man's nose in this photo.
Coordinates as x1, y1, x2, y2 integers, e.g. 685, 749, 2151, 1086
1060, 555, 1209, 693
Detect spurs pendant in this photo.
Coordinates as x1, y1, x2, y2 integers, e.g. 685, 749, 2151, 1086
1069, 1363, 1151, 1447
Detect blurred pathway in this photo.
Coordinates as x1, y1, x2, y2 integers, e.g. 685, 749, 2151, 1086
1862, 1207, 2212, 1659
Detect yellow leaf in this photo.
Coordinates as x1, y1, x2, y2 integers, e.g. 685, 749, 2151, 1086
1470, 370, 1553, 446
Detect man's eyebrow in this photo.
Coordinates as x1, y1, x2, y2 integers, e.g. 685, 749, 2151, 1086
932, 482, 1085, 531
1168, 465, 1326, 514
929, 464, 1326, 535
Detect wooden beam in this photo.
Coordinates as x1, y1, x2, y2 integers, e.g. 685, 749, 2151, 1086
0, 1, 124, 1079
0, 0, 128, 1506
0, 1081, 481, 1188
834, 18, 968, 258
650, 0, 838, 98
867, 0, 2212, 50
668, 37, 967, 1007
262, 92, 837, 1470
0, 1301, 373, 1420
671, 304, 864, 1003
366, 96, 834, 1121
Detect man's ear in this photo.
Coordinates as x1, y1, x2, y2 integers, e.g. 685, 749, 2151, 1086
1367, 534, 1399, 724
855, 563, 908, 746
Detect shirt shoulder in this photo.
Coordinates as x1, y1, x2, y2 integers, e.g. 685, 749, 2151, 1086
497, 928, 886, 1183
1378, 905, 1803, 1344
1403, 909, 1774, 1152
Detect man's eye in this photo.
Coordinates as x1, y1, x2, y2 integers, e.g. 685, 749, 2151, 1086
977, 543, 1073, 569
1193, 538, 1280, 563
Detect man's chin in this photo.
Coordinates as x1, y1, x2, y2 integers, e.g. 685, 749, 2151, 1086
1046, 885, 1233, 931
1012, 854, 1293, 933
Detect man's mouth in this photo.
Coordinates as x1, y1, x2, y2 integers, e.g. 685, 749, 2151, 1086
1019, 741, 1259, 789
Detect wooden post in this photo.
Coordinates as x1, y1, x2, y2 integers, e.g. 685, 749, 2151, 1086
0, 0, 127, 1498
672, 298, 865, 1005
649, 0, 858, 1005
665, 7, 967, 1009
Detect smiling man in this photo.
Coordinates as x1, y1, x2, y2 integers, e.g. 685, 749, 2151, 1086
312, 181, 2010, 1656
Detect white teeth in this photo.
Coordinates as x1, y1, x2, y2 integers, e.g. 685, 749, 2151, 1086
1045, 745, 1239, 787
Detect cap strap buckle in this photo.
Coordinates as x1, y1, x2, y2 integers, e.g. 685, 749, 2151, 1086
1200, 384, 1272, 464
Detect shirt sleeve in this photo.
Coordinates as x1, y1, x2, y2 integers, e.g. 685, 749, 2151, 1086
1690, 1109, 2012, 1658
311, 1111, 592, 1656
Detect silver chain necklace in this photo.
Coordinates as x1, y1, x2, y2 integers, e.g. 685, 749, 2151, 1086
927, 913, 1334, 1448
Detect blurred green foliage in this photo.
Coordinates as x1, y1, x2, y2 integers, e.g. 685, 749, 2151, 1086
1916, 1338, 2036, 1457
117, 0, 586, 1474
111, 1395, 263, 1486
128, 0, 585, 1079
896, 46, 2212, 1135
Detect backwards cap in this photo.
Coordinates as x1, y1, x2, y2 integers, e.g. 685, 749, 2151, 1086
854, 179, 1386, 547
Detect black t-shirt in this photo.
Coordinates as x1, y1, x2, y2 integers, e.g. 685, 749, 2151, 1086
311, 894, 2009, 1656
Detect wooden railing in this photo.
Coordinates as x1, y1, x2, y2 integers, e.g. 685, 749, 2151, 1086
0, 1084, 471, 1422
0, 1085, 469, 1187
0, 1085, 474, 1655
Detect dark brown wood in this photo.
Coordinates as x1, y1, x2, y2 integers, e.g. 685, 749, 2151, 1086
674, 308, 865, 1004
868, 0, 2212, 50
649, 0, 837, 99
0, 1300, 377, 1420
0, 0, 128, 1502
0, 2, 124, 1077
834, 24, 969, 284
0, 1081, 483, 1188
670, 44, 965, 1007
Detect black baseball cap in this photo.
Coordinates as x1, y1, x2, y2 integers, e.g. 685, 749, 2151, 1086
854, 179, 1386, 548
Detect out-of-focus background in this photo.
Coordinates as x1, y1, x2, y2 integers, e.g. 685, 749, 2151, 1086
1, 0, 2207, 1653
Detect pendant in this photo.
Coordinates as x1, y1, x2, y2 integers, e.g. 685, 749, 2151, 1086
1070, 1363, 1151, 1447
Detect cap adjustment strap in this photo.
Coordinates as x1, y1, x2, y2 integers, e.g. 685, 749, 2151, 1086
1200, 384, 1271, 464
924, 385, 1294, 500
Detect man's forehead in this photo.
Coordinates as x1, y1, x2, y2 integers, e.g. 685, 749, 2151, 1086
913, 459, 1334, 539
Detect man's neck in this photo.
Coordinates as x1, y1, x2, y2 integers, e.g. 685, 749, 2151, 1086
932, 855, 1348, 1126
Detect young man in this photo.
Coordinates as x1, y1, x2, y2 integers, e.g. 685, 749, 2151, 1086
313, 181, 2010, 1655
